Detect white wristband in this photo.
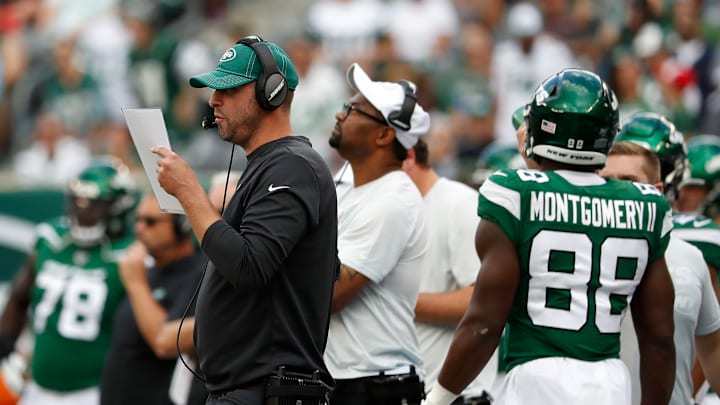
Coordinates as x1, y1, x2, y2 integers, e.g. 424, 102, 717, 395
424, 381, 458, 405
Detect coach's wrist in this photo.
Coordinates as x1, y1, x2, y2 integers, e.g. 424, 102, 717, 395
424, 381, 458, 405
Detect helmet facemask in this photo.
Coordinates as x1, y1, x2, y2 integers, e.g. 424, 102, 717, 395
67, 196, 113, 247
66, 158, 137, 246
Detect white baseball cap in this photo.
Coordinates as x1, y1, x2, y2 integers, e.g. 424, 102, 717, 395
507, 2, 543, 38
633, 22, 664, 58
346, 63, 430, 150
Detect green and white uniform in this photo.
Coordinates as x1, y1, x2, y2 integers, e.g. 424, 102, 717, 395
29, 218, 131, 392
672, 213, 720, 272
478, 169, 673, 372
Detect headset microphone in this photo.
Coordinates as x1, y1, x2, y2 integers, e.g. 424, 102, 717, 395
201, 116, 217, 129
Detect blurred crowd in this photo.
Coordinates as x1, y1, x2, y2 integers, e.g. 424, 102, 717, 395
1, 0, 719, 187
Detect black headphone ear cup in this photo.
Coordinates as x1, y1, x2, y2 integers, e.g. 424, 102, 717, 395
172, 215, 192, 241
238, 37, 288, 111
262, 73, 288, 110
387, 81, 416, 131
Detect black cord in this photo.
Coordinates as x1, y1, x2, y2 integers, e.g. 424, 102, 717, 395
175, 144, 237, 383
334, 161, 349, 186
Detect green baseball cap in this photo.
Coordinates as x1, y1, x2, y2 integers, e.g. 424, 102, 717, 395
189, 40, 299, 91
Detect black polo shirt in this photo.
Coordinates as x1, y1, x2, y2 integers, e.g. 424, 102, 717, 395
195, 136, 338, 393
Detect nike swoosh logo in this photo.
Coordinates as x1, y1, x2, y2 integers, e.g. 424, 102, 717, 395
268, 184, 290, 192
693, 218, 712, 227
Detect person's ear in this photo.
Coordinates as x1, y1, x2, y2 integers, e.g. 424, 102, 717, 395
375, 127, 395, 147
655, 182, 664, 194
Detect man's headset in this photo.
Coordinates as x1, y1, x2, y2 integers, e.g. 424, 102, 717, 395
386, 80, 417, 132
171, 214, 192, 242
334, 80, 418, 187
202, 35, 289, 129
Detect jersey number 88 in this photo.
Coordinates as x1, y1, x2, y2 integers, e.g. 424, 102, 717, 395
527, 230, 648, 333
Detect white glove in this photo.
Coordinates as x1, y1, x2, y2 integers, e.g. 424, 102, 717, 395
0, 352, 27, 404
423, 381, 458, 405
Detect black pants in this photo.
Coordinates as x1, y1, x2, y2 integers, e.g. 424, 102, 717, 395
205, 388, 264, 405
329, 377, 422, 405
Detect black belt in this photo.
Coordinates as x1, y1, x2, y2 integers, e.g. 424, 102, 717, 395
333, 371, 424, 403
334, 376, 377, 393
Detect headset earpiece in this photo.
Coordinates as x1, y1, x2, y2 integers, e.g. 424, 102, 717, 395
172, 215, 192, 242
236, 36, 288, 111
387, 80, 417, 131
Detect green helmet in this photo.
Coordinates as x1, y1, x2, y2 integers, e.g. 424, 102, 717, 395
512, 105, 526, 131
615, 112, 687, 200
526, 68, 619, 167
684, 134, 720, 186
684, 134, 720, 217
67, 157, 137, 245
472, 142, 527, 185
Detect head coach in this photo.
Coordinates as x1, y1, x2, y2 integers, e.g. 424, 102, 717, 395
152, 36, 338, 405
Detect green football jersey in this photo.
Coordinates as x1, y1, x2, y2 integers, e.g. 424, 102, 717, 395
478, 169, 672, 372
672, 213, 720, 271
30, 219, 131, 391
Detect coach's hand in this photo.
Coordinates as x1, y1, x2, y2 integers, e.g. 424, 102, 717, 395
151, 146, 201, 200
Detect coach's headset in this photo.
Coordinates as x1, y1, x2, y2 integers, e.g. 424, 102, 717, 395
386, 80, 417, 132
201, 36, 288, 127
236, 35, 288, 111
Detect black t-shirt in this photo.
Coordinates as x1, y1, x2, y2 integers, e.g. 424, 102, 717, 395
100, 251, 206, 405
195, 136, 338, 393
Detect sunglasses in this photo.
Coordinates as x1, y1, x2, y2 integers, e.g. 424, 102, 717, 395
342, 103, 387, 125
135, 216, 173, 227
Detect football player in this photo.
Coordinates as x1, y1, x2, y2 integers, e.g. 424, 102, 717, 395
675, 135, 720, 220
0, 158, 136, 405
615, 116, 720, 294
672, 135, 720, 271
425, 69, 675, 405
615, 121, 720, 403
602, 140, 720, 405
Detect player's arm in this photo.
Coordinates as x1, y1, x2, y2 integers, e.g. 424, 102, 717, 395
428, 220, 519, 402
156, 318, 195, 358
630, 255, 675, 405
0, 256, 35, 357
331, 264, 370, 313
691, 358, 705, 398
415, 285, 475, 325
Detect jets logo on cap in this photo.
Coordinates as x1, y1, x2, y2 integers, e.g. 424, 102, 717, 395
220, 48, 236, 62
